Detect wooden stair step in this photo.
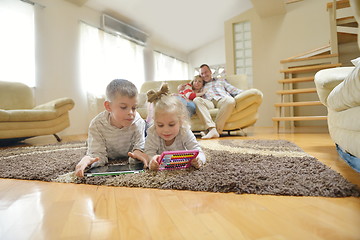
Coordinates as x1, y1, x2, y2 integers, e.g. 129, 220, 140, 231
337, 26, 358, 35
274, 101, 323, 107
272, 116, 327, 121
338, 32, 358, 44
280, 53, 338, 64
337, 16, 356, 25
327, 0, 350, 10
280, 63, 342, 74
278, 76, 314, 84
276, 88, 317, 95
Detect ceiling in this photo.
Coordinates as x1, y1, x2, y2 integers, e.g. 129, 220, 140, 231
68, 0, 253, 54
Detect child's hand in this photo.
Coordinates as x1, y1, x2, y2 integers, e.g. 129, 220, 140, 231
191, 157, 203, 169
128, 150, 149, 168
177, 84, 186, 92
75, 156, 99, 178
149, 155, 160, 171
196, 89, 206, 97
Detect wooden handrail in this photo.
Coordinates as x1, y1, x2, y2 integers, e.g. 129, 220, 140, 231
282, 45, 331, 61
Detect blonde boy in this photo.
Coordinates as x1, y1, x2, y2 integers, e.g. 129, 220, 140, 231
75, 79, 147, 177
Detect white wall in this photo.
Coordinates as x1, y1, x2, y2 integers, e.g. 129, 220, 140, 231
32, 0, 190, 136
30, 0, 335, 133
188, 37, 226, 76
34, 0, 101, 136
224, 0, 332, 127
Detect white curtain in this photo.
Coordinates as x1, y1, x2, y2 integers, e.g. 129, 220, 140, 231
153, 51, 189, 81
80, 22, 145, 98
80, 22, 146, 120
0, 0, 35, 87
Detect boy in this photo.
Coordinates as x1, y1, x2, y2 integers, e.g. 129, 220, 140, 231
75, 79, 147, 177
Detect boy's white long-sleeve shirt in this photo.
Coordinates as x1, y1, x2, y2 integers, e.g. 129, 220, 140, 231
86, 111, 145, 167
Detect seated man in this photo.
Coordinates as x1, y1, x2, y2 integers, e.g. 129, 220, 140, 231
193, 64, 243, 139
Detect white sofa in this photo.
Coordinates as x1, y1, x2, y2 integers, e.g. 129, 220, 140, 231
315, 65, 360, 163
314, 0, 360, 172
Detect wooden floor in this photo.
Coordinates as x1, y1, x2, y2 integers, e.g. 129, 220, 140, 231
0, 127, 359, 240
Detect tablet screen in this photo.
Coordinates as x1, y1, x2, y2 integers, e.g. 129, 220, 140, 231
85, 162, 144, 176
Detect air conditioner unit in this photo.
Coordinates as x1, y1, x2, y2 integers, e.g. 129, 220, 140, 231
101, 14, 148, 45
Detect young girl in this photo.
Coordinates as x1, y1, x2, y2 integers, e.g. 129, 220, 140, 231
145, 83, 206, 171
175, 75, 206, 117
177, 75, 206, 101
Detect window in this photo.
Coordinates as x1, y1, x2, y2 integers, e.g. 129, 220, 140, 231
0, 0, 35, 87
80, 22, 145, 97
233, 21, 253, 86
153, 51, 189, 81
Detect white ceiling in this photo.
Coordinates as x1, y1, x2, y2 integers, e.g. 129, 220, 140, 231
82, 0, 253, 54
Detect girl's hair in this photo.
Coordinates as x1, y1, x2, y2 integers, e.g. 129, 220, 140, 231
147, 83, 190, 128
153, 95, 190, 128
190, 75, 203, 87
106, 79, 138, 101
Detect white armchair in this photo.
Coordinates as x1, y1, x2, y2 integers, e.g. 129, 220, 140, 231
315, 62, 360, 172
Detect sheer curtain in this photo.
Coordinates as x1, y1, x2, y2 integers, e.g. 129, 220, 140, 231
80, 22, 145, 97
153, 51, 189, 81
0, 0, 35, 87
80, 22, 145, 119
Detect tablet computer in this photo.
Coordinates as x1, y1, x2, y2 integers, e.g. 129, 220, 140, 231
85, 162, 144, 176
158, 149, 199, 170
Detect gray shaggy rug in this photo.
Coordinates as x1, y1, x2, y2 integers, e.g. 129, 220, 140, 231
0, 139, 359, 197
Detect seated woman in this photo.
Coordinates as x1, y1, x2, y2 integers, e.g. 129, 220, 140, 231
176, 75, 205, 116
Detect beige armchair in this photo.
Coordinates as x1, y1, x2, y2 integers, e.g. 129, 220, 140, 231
0, 81, 75, 142
137, 75, 263, 134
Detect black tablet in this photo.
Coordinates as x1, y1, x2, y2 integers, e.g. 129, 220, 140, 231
85, 162, 144, 176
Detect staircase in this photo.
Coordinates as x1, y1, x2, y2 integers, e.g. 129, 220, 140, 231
273, 48, 340, 131
273, 0, 358, 132
328, 0, 360, 65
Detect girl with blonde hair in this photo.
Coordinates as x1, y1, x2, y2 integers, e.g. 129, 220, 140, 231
145, 83, 206, 170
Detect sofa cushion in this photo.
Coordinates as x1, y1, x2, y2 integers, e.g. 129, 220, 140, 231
0, 81, 35, 110
0, 98, 74, 122
327, 64, 360, 111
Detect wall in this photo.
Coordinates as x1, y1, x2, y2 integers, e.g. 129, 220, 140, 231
225, 0, 331, 127
30, 0, 332, 134
188, 37, 226, 76
32, 0, 189, 136
33, 0, 100, 136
